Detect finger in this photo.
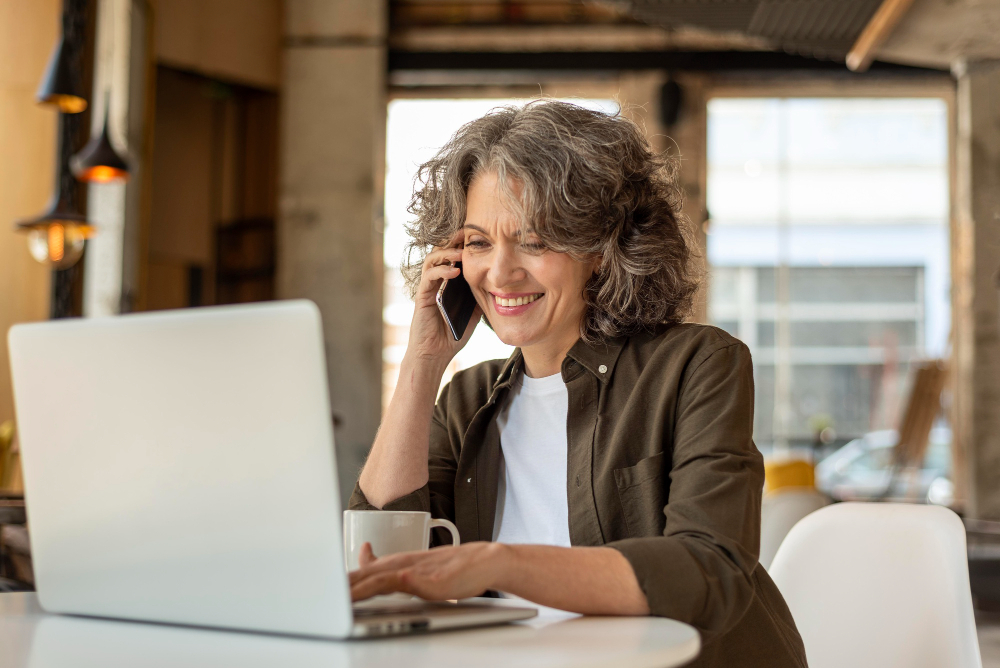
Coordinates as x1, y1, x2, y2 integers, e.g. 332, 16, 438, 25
351, 570, 412, 602
359, 542, 376, 568
416, 264, 461, 297
424, 264, 461, 282
349, 550, 427, 584
422, 247, 463, 271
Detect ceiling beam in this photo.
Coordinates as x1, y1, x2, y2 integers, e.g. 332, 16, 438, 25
847, 0, 917, 72
388, 24, 770, 53
389, 49, 944, 73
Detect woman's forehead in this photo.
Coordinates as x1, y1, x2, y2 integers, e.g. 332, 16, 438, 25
464, 169, 546, 241
464, 179, 530, 238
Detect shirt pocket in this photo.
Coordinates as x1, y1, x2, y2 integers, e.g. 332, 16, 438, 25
614, 452, 667, 538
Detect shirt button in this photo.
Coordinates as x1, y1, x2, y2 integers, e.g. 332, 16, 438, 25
598, 364, 607, 374
575, 475, 581, 488
467, 478, 472, 483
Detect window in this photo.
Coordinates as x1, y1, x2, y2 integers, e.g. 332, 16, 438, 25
707, 98, 949, 450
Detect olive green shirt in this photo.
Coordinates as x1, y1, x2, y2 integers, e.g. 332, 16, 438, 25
350, 323, 807, 668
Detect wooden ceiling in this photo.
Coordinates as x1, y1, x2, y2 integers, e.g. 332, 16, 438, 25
389, 0, 998, 71
390, 1, 635, 28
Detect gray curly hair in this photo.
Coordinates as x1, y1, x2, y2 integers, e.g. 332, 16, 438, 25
402, 99, 701, 342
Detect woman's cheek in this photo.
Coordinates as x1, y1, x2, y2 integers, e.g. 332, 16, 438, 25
462, 256, 485, 284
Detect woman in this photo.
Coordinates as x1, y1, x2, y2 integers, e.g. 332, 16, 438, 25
349, 101, 806, 667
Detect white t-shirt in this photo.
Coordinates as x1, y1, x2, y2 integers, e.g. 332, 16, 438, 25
492, 371, 572, 547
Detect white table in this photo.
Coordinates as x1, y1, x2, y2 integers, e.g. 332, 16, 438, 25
0, 593, 699, 668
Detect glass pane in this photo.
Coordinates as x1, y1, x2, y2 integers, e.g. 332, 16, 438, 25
756, 266, 921, 303
707, 98, 949, 450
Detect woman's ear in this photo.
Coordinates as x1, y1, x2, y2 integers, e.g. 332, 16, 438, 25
590, 254, 603, 276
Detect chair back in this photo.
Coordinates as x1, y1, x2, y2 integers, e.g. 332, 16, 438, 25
760, 488, 829, 569
769, 502, 982, 668
893, 360, 947, 469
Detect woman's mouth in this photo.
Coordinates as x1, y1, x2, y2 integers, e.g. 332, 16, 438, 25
491, 292, 543, 315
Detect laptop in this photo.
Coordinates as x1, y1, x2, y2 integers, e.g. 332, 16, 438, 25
7, 300, 535, 637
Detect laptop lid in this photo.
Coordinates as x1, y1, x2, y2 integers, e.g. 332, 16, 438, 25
8, 301, 354, 638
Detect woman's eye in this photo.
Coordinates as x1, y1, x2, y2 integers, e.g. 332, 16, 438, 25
465, 239, 489, 249
521, 242, 547, 253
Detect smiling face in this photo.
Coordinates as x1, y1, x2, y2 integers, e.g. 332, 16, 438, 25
461, 171, 598, 375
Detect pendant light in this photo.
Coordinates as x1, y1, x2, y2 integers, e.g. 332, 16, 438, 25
17, 1, 94, 276
71, 93, 129, 183
15, 190, 95, 270
36, 36, 87, 114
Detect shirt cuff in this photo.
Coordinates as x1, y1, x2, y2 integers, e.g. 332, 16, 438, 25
608, 537, 693, 615
608, 535, 757, 639
348, 481, 431, 512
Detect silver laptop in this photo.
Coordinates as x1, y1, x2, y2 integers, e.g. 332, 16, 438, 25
7, 300, 535, 637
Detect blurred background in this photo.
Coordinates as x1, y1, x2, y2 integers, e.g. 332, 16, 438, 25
0, 0, 999, 626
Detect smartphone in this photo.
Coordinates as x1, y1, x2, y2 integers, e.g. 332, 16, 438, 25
435, 261, 478, 341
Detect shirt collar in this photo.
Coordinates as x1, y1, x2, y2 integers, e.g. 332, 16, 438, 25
564, 335, 626, 384
490, 335, 626, 391
491, 349, 523, 392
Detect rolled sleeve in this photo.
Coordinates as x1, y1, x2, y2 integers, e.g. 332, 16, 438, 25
348, 385, 460, 536
348, 481, 430, 512
608, 342, 763, 639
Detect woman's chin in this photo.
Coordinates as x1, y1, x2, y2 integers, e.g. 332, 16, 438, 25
494, 333, 525, 348
491, 328, 537, 350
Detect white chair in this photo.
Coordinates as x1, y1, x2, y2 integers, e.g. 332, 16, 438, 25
760, 487, 830, 570
769, 502, 982, 668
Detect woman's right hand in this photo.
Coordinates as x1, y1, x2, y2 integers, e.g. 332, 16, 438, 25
361, 241, 480, 508
403, 241, 482, 373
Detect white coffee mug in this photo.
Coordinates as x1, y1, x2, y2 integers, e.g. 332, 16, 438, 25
343, 510, 460, 571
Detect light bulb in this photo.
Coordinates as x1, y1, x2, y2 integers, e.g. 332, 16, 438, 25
76, 164, 127, 183
26, 222, 90, 269
47, 94, 88, 114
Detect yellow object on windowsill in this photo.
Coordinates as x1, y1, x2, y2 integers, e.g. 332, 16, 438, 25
0, 420, 23, 493
764, 458, 815, 494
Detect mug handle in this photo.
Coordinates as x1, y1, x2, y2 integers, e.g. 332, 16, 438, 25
428, 518, 460, 547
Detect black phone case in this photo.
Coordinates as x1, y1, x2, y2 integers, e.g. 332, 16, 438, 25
436, 262, 478, 341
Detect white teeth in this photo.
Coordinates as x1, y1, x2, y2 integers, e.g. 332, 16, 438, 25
494, 294, 541, 308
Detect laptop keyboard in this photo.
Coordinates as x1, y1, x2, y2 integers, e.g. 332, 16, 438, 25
353, 599, 438, 617
352, 599, 471, 618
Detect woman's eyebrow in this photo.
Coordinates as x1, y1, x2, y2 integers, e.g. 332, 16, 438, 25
462, 224, 536, 238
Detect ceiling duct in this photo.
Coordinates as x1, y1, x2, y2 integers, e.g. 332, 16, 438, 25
623, 0, 885, 60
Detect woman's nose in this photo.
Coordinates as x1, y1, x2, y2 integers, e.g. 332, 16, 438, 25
487, 245, 524, 288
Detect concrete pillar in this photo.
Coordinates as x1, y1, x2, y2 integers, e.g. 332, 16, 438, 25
666, 73, 710, 325
953, 60, 1000, 520
618, 71, 710, 323
278, 1, 387, 505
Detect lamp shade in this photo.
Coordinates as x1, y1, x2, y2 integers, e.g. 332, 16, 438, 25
36, 37, 87, 114
660, 80, 683, 127
71, 102, 129, 183
15, 191, 95, 269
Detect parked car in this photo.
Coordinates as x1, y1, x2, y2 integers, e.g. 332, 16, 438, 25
814, 427, 951, 502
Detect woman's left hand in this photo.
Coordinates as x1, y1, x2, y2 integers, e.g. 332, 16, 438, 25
350, 542, 508, 602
